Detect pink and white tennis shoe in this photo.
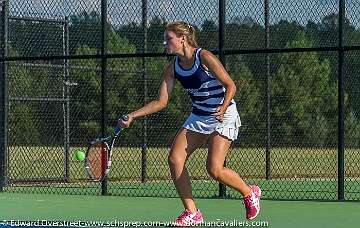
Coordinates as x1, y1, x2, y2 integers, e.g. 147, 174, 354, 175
243, 185, 261, 220
172, 209, 204, 226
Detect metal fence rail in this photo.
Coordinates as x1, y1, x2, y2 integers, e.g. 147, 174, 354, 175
1, 0, 360, 201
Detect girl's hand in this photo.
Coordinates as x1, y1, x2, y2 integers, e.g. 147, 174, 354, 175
213, 105, 226, 122
119, 114, 133, 128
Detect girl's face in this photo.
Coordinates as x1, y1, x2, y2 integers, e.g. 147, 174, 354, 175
164, 30, 183, 54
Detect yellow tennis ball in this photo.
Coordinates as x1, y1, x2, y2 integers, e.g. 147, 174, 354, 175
75, 150, 85, 161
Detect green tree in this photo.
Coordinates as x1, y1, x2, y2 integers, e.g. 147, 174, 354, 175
198, 20, 218, 50
270, 20, 304, 49
7, 48, 41, 145
225, 17, 267, 87
69, 28, 143, 143
9, 20, 64, 57
117, 17, 167, 53
271, 32, 337, 146
146, 17, 167, 53
304, 13, 360, 143
227, 55, 263, 146
69, 11, 102, 54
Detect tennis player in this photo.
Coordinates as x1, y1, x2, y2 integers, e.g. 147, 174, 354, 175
120, 21, 261, 226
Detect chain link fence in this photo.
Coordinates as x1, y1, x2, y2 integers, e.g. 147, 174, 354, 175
1, 0, 360, 200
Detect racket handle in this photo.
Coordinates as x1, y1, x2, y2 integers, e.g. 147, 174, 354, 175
114, 126, 121, 136
114, 115, 129, 136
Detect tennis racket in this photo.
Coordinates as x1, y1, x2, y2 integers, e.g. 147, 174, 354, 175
85, 114, 129, 182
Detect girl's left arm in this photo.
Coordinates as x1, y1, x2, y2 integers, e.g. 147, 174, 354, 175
200, 50, 236, 121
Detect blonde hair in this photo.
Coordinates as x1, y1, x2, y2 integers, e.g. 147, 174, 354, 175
166, 21, 198, 48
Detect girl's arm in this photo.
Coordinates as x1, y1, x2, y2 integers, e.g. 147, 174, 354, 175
121, 61, 175, 127
200, 50, 236, 121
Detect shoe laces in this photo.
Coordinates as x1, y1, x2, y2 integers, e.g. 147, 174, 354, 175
176, 210, 192, 221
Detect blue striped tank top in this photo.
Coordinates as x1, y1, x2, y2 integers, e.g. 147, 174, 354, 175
174, 48, 235, 116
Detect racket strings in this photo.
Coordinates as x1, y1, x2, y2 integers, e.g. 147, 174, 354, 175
86, 142, 108, 181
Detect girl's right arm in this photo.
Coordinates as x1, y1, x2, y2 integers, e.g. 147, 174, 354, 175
120, 61, 175, 128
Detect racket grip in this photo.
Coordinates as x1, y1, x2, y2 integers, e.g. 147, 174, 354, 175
114, 115, 129, 136
114, 126, 121, 135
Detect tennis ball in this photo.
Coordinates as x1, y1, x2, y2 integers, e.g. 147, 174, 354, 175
75, 150, 86, 161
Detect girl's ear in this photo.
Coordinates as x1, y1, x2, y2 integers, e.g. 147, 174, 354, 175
181, 35, 186, 43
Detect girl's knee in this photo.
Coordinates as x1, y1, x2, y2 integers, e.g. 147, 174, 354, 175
206, 164, 222, 180
168, 152, 185, 167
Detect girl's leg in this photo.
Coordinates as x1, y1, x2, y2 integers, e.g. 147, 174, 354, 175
168, 128, 209, 213
206, 132, 261, 220
206, 132, 251, 196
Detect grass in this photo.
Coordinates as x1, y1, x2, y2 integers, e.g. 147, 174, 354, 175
5, 146, 360, 200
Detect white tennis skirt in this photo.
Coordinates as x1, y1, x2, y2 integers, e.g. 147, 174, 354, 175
182, 104, 241, 141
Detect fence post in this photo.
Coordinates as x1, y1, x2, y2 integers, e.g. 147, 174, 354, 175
337, 0, 345, 201
264, 0, 271, 180
0, 0, 8, 192
218, 0, 226, 198
63, 16, 70, 182
141, 0, 148, 183
101, 0, 108, 196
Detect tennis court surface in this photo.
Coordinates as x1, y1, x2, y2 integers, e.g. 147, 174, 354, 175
1, 192, 359, 228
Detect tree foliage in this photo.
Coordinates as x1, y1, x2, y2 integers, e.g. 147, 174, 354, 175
271, 32, 337, 146
7, 11, 360, 147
